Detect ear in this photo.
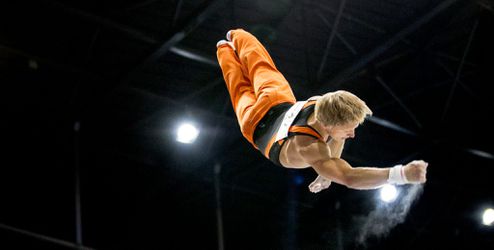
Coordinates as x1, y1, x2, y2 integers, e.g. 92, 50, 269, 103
325, 125, 334, 132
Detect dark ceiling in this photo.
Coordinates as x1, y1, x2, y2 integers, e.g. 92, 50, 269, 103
1, 0, 494, 249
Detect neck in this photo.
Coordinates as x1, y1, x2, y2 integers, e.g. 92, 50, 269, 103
308, 113, 330, 141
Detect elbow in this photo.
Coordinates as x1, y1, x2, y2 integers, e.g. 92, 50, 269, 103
333, 161, 364, 189
341, 171, 368, 190
341, 174, 359, 189
313, 158, 356, 188
333, 167, 355, 188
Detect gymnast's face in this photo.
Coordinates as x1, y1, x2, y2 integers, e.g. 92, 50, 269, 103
325, 122, 359, 141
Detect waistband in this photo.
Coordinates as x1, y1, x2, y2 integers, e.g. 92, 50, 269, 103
253, 102, 293, 155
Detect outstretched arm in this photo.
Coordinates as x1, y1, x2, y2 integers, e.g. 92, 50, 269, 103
312, 158, 389, 190
302, 142, 428, 190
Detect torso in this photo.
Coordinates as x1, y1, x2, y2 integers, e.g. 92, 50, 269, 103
253, 99, 329, 168
279, 135, 316, 168
279, 122, 332, 168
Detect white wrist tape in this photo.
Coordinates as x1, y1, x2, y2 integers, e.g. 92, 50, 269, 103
387, 164, 408, 185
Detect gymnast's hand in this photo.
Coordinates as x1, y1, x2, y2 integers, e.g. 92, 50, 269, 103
403, 160, 428, 184
308, 175, 332, 193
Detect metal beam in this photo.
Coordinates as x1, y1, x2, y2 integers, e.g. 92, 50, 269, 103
44, 0, 156, 44
434, 51, 476, 67
466, 148, 494, 160
42, 0, 222, 106
134, 0, 227, 71
477, 0, 494, 13
169, 46, 218, 66
172, 0, 185, 27
375, 75, 423, 128
214, 163, 225, 250
435, 58, 476, 98
0, 223, 95, 250
372, 70, 476, 111
73, 122, 83, 247
365, 116, 417, 136
301, 0, 316, 87
315, 10, 357, 55
441, 19, 478, 121
124, 86, 236, 131
316, 0, 348, 81
311, 2, 386, 34
43, 0, 220, 67
325, 0, 461, 88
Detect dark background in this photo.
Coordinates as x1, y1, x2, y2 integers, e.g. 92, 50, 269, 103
1, 0, 493, 249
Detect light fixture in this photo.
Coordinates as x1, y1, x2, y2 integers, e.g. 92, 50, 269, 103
176, 122, 199, 144
380, 184, 398, 203
482, 208, 494, 226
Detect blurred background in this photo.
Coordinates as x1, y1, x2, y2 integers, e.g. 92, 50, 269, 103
1, 0, 493, 249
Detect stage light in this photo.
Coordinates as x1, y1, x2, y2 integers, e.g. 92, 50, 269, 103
482, 208, 494, 226
380, 184, 398, 203
176, 123, 199, 144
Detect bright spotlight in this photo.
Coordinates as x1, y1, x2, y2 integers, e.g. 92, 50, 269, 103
176, 123, 199, 144
380, 184, 398, 203
482, 208, 494, 226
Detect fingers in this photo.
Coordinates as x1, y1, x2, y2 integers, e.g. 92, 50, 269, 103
418, 162, 428, 183
408, 160, 429, 168
419, 169, 427, 183
411, 159, 426, 165
308, 175, 332, 193
309, 183, 322, 192
404, 160, 429, 183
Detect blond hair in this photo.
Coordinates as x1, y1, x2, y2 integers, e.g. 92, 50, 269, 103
314, 90, 373, 126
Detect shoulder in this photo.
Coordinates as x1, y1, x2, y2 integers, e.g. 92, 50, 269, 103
280, 135, 330, 168
289, 134, 319, 147
291, 136, 331, 164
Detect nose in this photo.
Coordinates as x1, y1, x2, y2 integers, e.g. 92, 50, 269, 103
347, 131, 355, 138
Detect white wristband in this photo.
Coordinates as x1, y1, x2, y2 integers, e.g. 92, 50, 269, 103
387, 164, 408, 185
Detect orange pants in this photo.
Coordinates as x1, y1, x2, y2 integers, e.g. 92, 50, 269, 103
216, 29, 296, 147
